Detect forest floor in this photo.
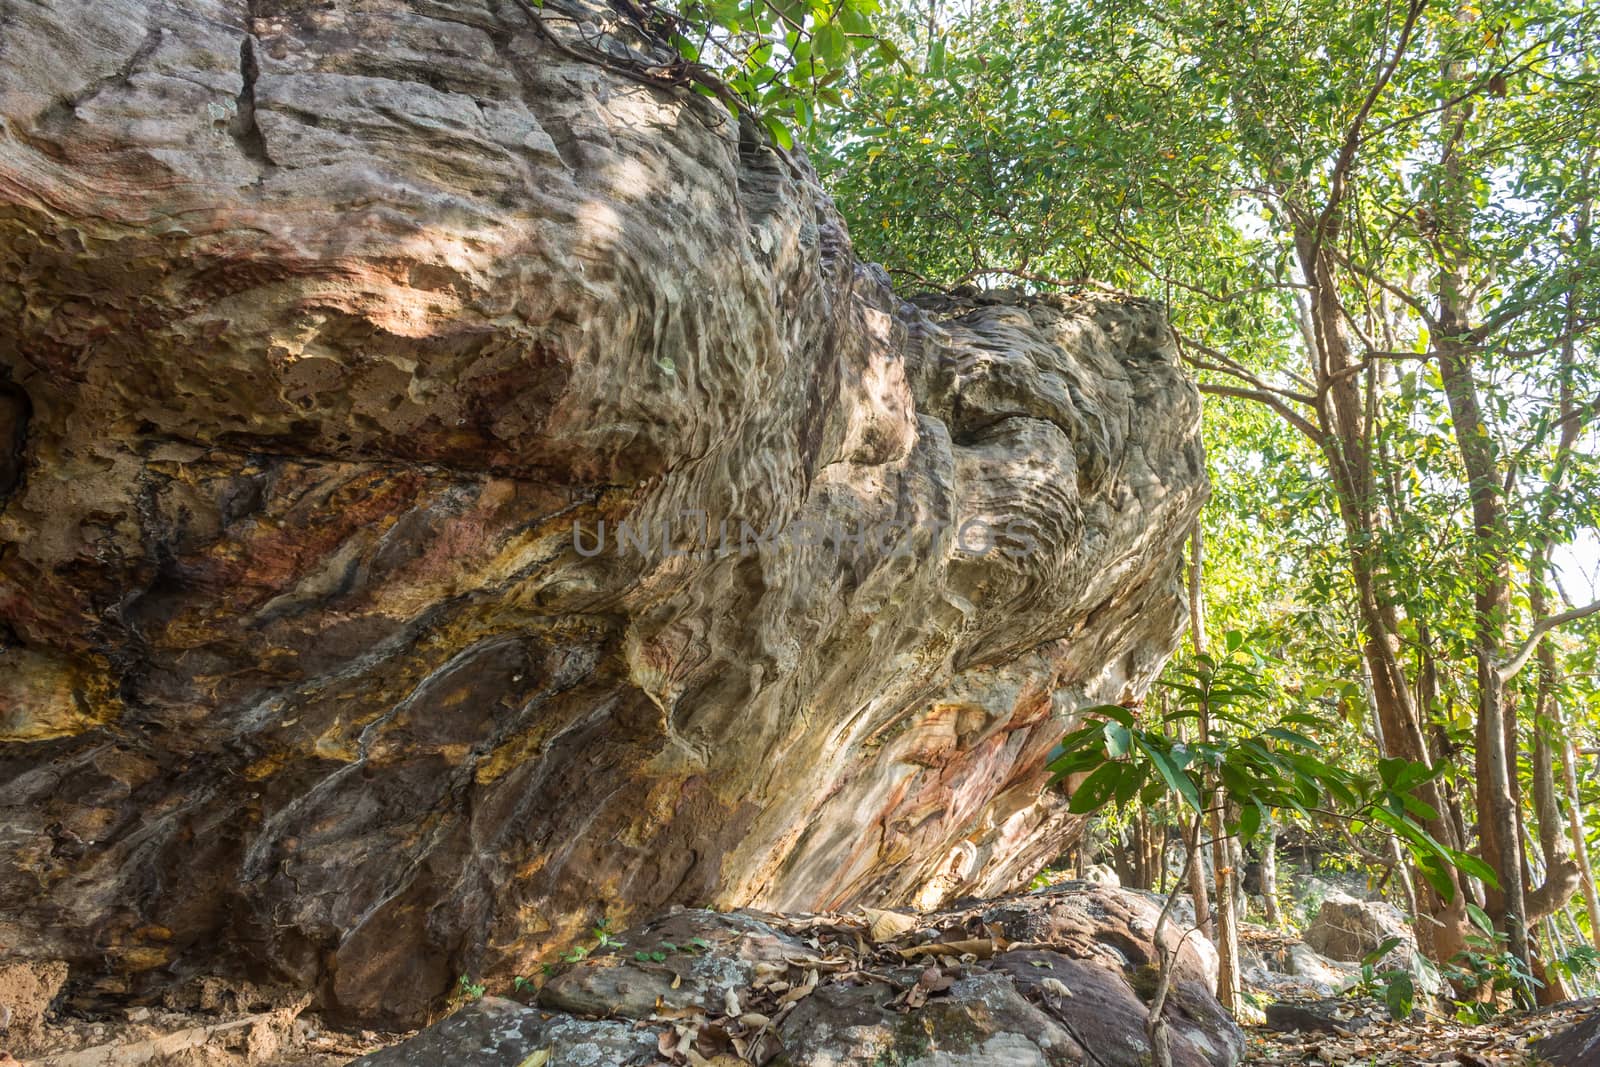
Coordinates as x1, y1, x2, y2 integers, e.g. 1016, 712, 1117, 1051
1244, 998, 1598, 1065
5, 917, 1597, 1065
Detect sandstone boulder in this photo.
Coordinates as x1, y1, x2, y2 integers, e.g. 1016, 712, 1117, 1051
0, 0, 1205, 1024
1304, 895, 1415, 969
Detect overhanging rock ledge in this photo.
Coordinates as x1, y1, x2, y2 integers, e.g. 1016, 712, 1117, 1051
0, 0, 1206, 1023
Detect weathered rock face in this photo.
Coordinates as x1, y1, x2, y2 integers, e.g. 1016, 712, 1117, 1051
0, 0, 1206, 1024
355, 886, 1245, 1067
1303, 896, 1416, 969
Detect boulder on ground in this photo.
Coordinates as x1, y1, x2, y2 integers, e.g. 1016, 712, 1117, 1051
354, 885, 1245, 1067
0, 0, 1206, 1025
1535, 1007, 1600, 1067
1263, 997, 1382, 1035
1303, 894, 1415, 969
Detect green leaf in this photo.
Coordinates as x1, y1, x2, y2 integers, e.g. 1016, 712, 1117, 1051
1400, 792, 1440, 822
1362, 936, 1404, 967
1068, 760, 1125, 814
1449, 850, 1500, 890
763, 114, 794, 149
1385, 972, 1415, 1020
815, 23, 846, 66
1138, 738, 1202, 811
1239, 800, 1262, 841
1263, 727, 1322, 751
1114, 760, 1149, 810
1104, 721, 1133, 759
1087, 704, 1137, 729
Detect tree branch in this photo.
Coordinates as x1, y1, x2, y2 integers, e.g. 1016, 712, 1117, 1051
1500, 598, 1600, 682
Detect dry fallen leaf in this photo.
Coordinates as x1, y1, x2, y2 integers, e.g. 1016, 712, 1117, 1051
861, 907, 919, 942
778, 972, 819, 1006
899, 939, 995, 960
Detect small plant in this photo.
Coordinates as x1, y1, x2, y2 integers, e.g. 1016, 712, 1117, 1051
456, 974, 486, 1000
1442, 905, 1542, 1023
591, 917, 621, 950
1553, 944, 1600, 985
1348, 937, 1416, 1020
555, 916, 623, 964
512, 975, 533, 993
632, 937, 713, 963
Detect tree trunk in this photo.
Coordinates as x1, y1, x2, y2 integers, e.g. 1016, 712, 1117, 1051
1561, 737, 1600, 949
1185, 530, 1215, 940
1288, 218, 1470, 966
1528, 664, 1581, 925
1429, 37, 1531, 981
1260, 812, 1281, 928
1210, 813, 1241, 1014
1437, 340, 1530, 981
1188, 816, 1214, 941
1189, 527, 1239, 1011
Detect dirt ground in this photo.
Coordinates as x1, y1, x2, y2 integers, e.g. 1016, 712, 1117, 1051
0, 963, 405, 1066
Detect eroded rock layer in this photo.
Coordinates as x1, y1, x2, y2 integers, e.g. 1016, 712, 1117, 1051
0, 0, 1206, 1023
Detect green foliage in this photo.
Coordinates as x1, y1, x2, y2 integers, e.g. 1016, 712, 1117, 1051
1049, 637, 1493, 903
633, 936, 712, 963
1350, 936, 1417, 1021
555, 916, 623, 964
455, 974, 486, 1000
1552, 943, 1600, 984
816, 0, 1600, 971
1443, 905, 1544, 1022
665, 0, 895, 141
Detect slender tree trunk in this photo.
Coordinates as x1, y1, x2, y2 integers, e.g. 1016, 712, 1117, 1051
1185, 531, 1214, 940
1528, 166, 1597, 947
1260, 811, 1281, 928
1189, 526, 1239, 1012
1149, 812, 1207, 1067
1187, 815, 1214, 940
1528, 660, 1581, 924
1210, 813, 1241, 1014
1438, 339, 1530, 980
1288, 221, 1470, 966
1429, 40, 1530, 982
1561, 736, 1600, 949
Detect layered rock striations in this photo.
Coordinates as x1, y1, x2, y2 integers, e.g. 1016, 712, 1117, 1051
0, 0, 1206, 1022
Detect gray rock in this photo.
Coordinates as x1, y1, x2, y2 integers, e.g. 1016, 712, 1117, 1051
1304, 896, 1415, 968
1534, 1006, 1600, 1067
771, 974, 1085, 1066
540, 910, 806, 1019
1264, 997, 1380, 1034
363, 887, 1243, 1066
350, 997, 660, 1066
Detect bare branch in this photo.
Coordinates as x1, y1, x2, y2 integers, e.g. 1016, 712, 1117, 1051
1500, 598, 1600, 682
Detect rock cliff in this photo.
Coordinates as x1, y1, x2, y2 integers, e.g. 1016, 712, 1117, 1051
0, 0, 1206, 1023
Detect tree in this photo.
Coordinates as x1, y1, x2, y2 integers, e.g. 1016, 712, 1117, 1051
813, 0, 1600, 982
